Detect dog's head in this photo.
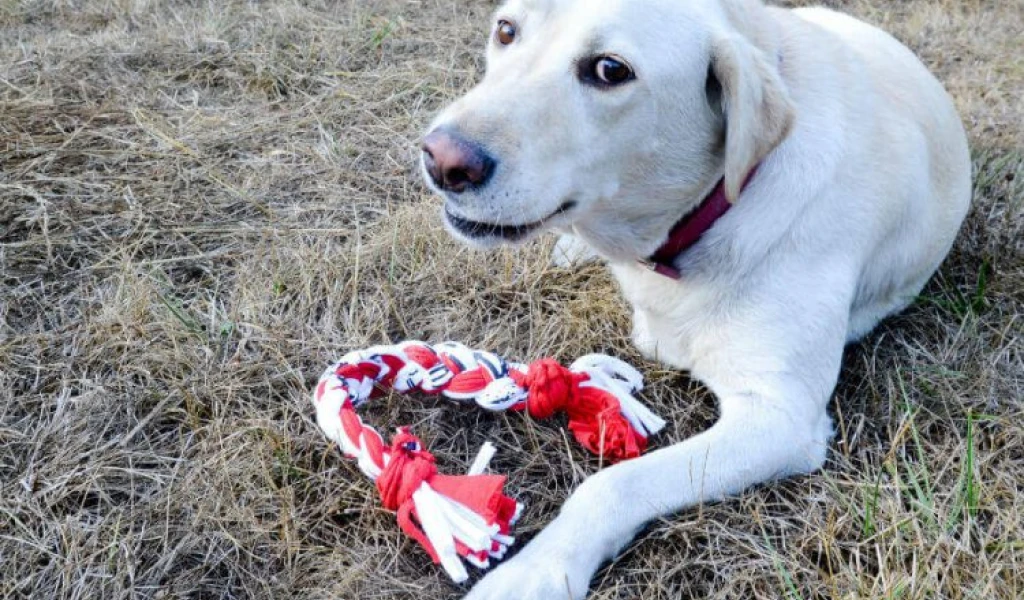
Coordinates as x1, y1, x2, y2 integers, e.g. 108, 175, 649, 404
422, 0, 793, 261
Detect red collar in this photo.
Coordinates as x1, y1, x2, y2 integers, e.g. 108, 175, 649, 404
640, 166, 758, 279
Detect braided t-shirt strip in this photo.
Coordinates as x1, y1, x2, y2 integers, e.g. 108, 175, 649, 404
311, 341, 665, 582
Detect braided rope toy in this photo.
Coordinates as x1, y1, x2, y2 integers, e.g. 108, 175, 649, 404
312, 340, 665, 582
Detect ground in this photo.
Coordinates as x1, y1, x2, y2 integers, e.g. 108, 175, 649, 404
1, 0, 1021, 598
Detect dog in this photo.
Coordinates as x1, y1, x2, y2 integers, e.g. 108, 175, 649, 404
419, 0, 971, 597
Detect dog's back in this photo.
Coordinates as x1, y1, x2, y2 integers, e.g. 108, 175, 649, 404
790, 6, 971, 339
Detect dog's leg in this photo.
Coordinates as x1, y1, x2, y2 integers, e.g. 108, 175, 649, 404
465, 292, 847, 599
465, 382, 832, 599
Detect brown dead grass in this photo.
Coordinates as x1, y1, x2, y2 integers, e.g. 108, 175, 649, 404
1, 0, 1021, 598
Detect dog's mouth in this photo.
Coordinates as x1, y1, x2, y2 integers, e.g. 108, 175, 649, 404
444, 200, 576, 241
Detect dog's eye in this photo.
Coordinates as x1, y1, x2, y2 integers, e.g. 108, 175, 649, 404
496, 20, 516, 45
594, 56, 634, 85
583, 56, 635, 87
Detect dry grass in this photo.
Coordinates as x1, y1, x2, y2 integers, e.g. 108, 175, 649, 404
1, 0, 1021, 598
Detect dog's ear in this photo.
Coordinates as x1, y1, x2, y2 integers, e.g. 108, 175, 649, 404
709, 34, 794, 201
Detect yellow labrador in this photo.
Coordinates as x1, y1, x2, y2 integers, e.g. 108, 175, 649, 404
420, 0, 971, 597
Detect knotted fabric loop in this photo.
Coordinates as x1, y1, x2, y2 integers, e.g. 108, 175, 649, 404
376, 430, 438, 511
311, 340, 665, 582
519, 358, 584, 419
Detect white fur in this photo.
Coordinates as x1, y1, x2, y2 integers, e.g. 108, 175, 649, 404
423, 1, 971, 598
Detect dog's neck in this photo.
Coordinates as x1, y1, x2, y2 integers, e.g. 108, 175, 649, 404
639, 166, 758, 279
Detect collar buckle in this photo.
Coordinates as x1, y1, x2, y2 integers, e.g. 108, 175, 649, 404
636, 257, 682, 280
636, 258, 659, 271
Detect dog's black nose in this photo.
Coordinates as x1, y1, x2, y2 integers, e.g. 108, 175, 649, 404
422, 129, 496, 193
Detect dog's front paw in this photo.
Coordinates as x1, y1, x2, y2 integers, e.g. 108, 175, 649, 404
630, 309, 660, 360
465, 552, 589, 600
466, 473, 620, 599
551, 233, 598, 268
